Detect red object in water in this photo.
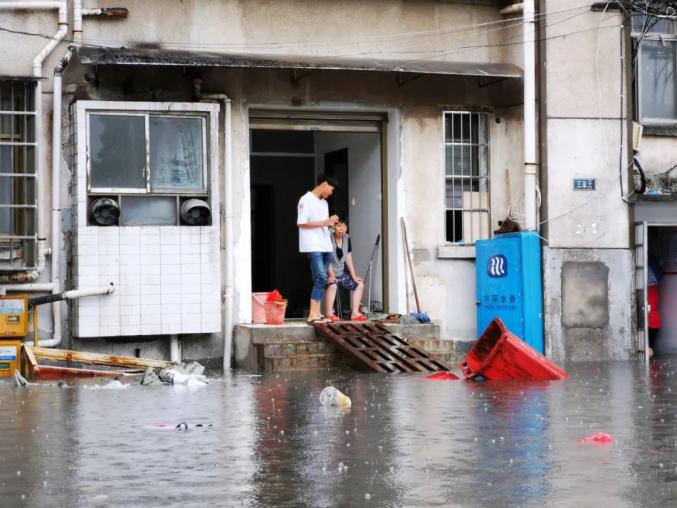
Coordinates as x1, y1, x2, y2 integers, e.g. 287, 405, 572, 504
460, 318, 568, 381
425, 371, 460, 380
577, 432, 613, 444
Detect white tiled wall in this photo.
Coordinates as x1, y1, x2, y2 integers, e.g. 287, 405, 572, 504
74, 225, 222, 338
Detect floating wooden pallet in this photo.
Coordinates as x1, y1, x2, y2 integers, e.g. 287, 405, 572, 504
314, 322, 452, 373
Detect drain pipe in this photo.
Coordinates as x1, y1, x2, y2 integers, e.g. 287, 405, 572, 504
193, 79, 234, 372
523, 0, 539, 230
169, 334, 181, 363
0, 1, 67, 280
46, 47, 73, 349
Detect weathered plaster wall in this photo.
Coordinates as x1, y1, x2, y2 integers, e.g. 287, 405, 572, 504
542, 1, 634, 360
543, 247, 634, 362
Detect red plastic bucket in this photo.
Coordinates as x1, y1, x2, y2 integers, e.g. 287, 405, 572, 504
460, 318, 567, 381
264, 301, 287, 325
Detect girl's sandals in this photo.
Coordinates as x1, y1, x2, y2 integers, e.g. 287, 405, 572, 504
326, 314, 341, 323
350, 314, 368, 322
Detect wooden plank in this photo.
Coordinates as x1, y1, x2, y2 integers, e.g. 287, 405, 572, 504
31, 347, 172, 369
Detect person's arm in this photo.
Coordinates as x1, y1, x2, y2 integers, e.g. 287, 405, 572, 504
298, 216, 338, 229
345, 253, 363, 283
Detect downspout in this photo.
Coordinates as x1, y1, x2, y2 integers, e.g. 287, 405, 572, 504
46, 48, 73, 349
523, 0, 539, 230
193, 79, 234, 372
0, 1, 67, 281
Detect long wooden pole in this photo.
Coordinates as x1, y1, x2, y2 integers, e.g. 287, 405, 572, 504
400, 218, 421, 313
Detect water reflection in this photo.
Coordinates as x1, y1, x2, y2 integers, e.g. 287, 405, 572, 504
0, 361, 676, 506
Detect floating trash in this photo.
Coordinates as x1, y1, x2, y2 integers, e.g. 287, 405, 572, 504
319, 386, 351, 408
576, 432, 613, 444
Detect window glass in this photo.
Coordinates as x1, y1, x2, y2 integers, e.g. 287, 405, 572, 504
120, 196, 176, 226
640, 40, 677, 121
90, 114, 146, 189
150, 117, 204, 191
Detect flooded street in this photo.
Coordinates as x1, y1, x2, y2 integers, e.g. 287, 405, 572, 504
1, 360, 677, 507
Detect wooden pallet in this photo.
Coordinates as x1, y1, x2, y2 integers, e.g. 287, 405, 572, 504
314, 322, 452, 373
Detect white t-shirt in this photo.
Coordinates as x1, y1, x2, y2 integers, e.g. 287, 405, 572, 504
297, 191, 333, 252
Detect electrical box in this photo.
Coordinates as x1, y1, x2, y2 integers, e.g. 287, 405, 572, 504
0, 295, 29, 338
0, 340, 22, 378
475, 231, 544, 353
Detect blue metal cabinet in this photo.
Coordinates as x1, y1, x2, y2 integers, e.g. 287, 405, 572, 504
475, 231, 544, 353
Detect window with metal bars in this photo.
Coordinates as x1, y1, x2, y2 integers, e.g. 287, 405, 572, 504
444, 111, 490, 244
0, 80, 37, 271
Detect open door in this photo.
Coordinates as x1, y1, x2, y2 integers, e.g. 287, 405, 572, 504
635, 221, 649, 365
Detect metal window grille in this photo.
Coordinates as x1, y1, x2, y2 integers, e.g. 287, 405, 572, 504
0, 80, 37, 271
444, 111, 490, 244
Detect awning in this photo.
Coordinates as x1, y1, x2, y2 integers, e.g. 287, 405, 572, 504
76, 46, 522, 79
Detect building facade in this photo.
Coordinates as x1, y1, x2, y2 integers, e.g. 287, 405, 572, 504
1, 0, 675, 366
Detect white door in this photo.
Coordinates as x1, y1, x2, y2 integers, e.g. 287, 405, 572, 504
635, 221, 649, 364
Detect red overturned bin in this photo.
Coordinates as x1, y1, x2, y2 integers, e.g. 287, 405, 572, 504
460, 318, 567, 381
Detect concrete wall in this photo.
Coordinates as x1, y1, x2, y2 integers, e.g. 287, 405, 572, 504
541, 1, 634, 360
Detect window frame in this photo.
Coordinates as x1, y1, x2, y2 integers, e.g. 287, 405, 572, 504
86, 110, 209, 195
76, 100, 219, 229
632, 18, 677, 126
442, 110, 491, 245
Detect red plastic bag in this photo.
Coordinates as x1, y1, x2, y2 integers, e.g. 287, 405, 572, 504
576, 432, 613, 444
266, 290, 284, 303
425, 371, 460, 380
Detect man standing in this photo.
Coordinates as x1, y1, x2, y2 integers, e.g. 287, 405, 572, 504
297, 175, 339, 323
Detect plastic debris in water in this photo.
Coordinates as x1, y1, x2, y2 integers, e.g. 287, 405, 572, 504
576, 432, 613, 444
319, 386, 351, 408
425, 371, 460, 381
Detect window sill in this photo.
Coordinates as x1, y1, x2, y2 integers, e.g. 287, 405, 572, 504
641, 124, 677, 137
437, 245, 476, 259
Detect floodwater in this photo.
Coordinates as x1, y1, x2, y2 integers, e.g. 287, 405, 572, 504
1, 360, 677, 507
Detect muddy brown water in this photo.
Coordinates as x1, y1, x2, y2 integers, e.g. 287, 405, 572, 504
1, 360, 677, 507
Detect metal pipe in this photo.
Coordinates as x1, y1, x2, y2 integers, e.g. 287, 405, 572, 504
523, 0, 538, 230
0, 1, 62, 10
193, 79, 234, 371
46, 48, 73, 349
62, 284, 115, 300
82, 7, 129, 17
73, 0, 82, 42
169, 334, 181, 363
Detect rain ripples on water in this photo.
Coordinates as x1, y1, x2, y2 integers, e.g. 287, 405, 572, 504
1, 359, 677, 506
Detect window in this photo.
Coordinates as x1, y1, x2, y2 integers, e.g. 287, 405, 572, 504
632, 15, 677, 124
86, 111, 208, 225
0, 80, 37, 271
444, 111, 490, 244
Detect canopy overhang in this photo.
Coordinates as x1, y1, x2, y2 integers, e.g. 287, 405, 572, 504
76, 46, 522, 79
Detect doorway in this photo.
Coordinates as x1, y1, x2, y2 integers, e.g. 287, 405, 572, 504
249, 112, 385, 319
640, 225, 677, 356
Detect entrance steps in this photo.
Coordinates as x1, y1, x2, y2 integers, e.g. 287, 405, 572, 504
234, 321, 462, 372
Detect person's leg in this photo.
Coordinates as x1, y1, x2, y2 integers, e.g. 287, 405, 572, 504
351, 280, 365, 318
324, 281, 338, 317
307, 252, 328, 321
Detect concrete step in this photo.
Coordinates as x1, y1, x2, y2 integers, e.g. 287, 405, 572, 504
263, 353, 338, 372
263, 341, 337, 358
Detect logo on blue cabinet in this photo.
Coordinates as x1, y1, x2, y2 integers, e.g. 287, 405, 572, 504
488, 254, 508, 278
